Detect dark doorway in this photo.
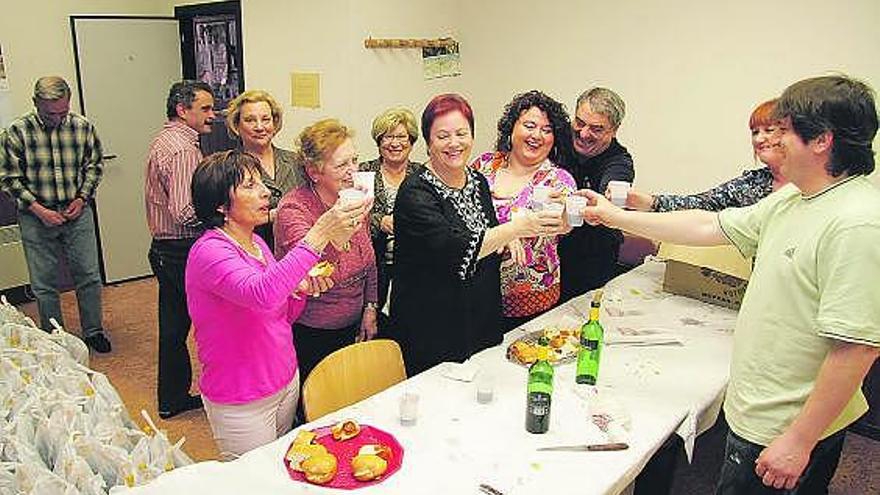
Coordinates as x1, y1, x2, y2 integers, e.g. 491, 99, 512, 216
176, 1, 243, 155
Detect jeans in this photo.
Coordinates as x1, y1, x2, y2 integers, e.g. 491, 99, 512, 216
716, 429, 845, 495
148, 237, 197, 411
18, 205, 103, 337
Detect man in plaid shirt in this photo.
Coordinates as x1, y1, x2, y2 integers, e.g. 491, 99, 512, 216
0, 76, 109, 352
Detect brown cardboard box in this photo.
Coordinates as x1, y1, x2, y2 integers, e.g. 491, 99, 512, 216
657, 243, 752, 310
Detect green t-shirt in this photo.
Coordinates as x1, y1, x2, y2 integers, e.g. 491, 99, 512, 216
718, 176, 880, 446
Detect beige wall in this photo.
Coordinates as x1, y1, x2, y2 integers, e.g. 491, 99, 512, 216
241, 0, 462, 162
1, 0, 877, 187
0, 0, 177, 123
242, 0, 880, 190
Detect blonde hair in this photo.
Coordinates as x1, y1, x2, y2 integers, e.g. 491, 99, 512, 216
370, 107, 418, 146
226, 90, 283, 137
295, 118, 355, 173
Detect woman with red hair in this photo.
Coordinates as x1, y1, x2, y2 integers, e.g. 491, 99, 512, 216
627, 99, 787, 211
391, 94, 566, 375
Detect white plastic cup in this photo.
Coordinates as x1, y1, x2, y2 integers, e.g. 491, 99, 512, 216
353, 171, 375, 198
531, 185, 553, 211
338, 187, 366, 205
565, 196, 588, 227
399, 391, 419, 426
607, 181, 631, 208
476, 372, 494, 404
542, 201, 564, 217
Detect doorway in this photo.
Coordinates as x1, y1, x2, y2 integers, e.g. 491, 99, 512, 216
71, 16, 182, 283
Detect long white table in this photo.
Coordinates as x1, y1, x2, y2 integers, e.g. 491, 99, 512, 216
117, 259, 737, 495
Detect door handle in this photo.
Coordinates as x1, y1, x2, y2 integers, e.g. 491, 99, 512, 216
103, 154, 118, 161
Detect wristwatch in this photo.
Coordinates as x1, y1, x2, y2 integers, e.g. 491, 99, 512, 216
364, 302, 378, 311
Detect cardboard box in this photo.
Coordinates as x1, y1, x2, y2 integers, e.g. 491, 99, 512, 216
657, 243, 752, 310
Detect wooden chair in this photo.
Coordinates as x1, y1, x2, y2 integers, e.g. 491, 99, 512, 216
302, 339, 407, 422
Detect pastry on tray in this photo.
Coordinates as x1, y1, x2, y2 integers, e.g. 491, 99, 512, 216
351, 453, 388, 481
331, 419, 361, 441
286, 442, 328, 472
302, 452, 338, 484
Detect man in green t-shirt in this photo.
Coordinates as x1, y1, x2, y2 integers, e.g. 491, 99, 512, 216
578, 75, 880, 494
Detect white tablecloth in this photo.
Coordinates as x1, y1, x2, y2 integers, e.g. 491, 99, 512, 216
117, 259, 736, 495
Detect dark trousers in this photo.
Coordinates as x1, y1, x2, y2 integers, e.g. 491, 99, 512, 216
634, 433, 683, 495
293, 321, 359, 385
148, 238, 197, 411
376, 262, 395, 337
716, 429, 845, 495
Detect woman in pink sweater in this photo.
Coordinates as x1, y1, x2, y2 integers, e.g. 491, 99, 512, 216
185, 150, 368, 459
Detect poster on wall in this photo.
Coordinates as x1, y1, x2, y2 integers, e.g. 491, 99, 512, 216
423, 42, 461, 80
194, 15, 240, 109
0, 41, 9, 92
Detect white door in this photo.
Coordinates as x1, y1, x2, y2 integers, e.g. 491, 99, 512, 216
73, 17, 181, 282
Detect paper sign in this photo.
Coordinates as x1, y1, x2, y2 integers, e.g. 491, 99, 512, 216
423, 42, 461, 80
291, 72, 320, 108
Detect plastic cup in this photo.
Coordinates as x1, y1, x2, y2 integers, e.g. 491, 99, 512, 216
338, 187, 366, 205
565, 195, 587, 227
399, 391, 419, 426
542, 202, 564, 217
353, 171, 375, 198
531, 185, 553, 211
476, 372, 494, 404
607, 181, 631, 208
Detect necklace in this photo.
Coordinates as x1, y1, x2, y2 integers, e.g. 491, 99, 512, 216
218, 227, 265, 264
311, 184, 351, 252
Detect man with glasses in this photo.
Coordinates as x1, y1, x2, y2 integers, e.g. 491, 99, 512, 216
0, 76, 108, 352
559, 87, 635, 301
145, 80, 215, 419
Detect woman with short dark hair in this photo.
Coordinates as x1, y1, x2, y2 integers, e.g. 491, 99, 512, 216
185, 150, 367, 460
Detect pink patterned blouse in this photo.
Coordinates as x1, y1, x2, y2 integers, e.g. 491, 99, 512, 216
472, 151, 576, 318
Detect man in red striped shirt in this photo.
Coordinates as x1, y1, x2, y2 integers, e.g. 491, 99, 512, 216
145, 80, 215, 419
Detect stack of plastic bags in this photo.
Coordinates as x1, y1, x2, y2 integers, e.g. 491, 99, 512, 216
0, 297, 192, 495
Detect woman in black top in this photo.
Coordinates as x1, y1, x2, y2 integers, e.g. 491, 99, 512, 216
391, 94, 565, 376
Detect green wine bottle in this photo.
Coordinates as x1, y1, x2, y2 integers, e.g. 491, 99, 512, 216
576, 291, 604, 385
525, 359, 554, 433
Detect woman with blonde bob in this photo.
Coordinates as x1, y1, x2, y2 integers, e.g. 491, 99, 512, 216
226, 90, 300, 250
358, 108, 421, 325
274, 119, 378, 382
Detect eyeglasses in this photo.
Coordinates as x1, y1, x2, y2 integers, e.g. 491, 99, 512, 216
381, 134, 410, 144
573, 120, 611, 136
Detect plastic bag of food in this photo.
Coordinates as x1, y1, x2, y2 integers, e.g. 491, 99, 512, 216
54, 442, 105, 495
47, 319, 89, 368
74, 435, 128, 489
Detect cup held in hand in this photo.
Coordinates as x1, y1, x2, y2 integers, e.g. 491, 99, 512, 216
607, 181, 631, 208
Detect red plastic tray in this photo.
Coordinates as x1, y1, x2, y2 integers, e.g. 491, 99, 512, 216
283, 424, 404, 489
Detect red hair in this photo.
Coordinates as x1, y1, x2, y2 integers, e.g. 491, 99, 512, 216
749, 98, 779, 129
421, 93, 474, 142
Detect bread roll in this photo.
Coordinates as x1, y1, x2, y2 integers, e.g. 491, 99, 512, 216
302, 453, 338, 484
351, 454, 388, 481
286, 443, 328, 472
